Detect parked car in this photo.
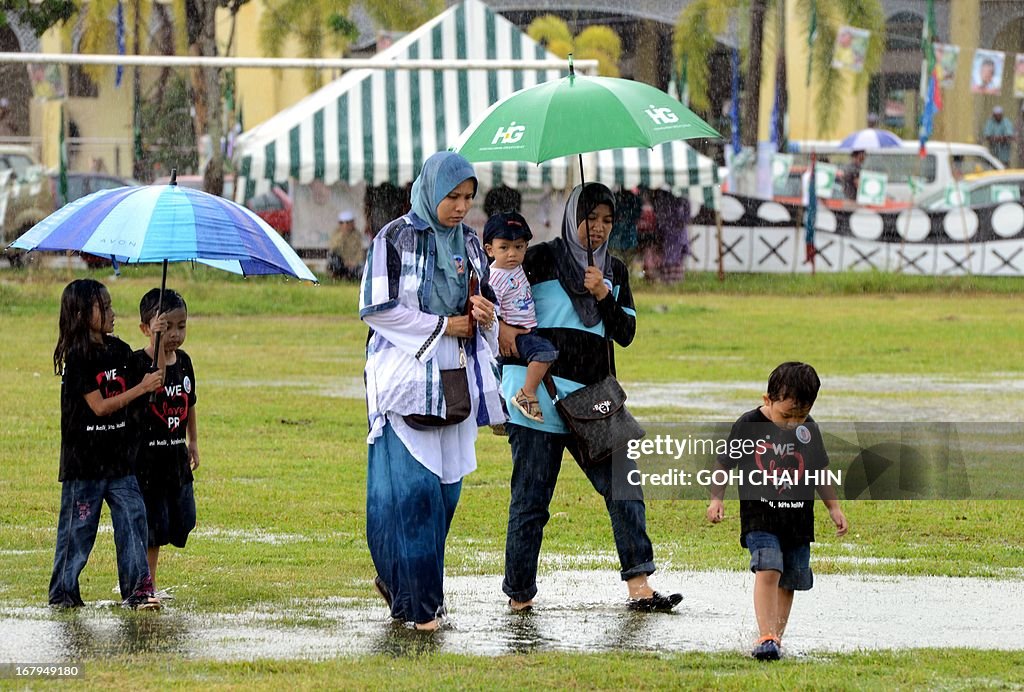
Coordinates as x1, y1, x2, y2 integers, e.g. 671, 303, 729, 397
1, 145, 54, 266
246, 187, 292, 240
916, 169, 1024, 211
153, 174, 291, 239
49, 171, 139, 209
46, 172, 140, 267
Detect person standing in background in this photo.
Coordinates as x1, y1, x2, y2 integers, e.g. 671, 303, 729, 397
983, 106, 1014, 166
0, 98, 15, 138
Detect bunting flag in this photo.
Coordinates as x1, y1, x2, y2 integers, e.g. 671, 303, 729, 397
804, 152, 817, 268
918, 0, 940, 156
115, 1, 126, 88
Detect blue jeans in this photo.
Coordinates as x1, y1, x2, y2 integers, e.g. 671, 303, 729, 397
502, 423, 656, 602
366, 423, 462, 624
515, 331, 558, 364
745, 531, 814, 591
49, 475, 152, 606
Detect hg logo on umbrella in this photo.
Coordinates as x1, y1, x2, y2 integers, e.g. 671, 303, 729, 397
645, 106, 679, 126
491, 123, 526, 145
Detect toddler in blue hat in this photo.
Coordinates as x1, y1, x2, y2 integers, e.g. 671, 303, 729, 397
483, 211, 558, 423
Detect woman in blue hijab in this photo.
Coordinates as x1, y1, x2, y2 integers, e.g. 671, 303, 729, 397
359, 152, 504, 630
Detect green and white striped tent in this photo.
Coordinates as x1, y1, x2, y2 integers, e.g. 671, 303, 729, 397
233, 0, 568, 201
233, 0, 720, 209
589, 140, 720, 210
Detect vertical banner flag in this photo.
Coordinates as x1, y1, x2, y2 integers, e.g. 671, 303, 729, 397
730, 45, 741, 156
919, 0, 940, 156
115, 1, 126, 88
806, 2, 817, 87
805, 152, 817, 265
58, 105, 68, 207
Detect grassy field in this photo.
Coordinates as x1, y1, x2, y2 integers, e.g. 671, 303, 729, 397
1, 267, 1023, 688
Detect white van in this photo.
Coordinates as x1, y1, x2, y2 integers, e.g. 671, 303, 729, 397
785, 140, 1003, 202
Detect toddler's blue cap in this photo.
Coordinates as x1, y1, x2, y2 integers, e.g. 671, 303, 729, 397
483, 211, 532, 244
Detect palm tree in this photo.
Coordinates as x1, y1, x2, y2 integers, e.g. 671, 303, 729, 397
527, 14, 621, 77
673, 0, 885, 144
258, 0, 443, 91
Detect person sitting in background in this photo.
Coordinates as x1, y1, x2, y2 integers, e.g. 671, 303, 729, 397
328, 210, 366, 280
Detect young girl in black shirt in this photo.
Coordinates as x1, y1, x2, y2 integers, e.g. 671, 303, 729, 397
49, 279, 163, 609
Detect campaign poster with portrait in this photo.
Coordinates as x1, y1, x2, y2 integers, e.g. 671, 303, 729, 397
934, 43, 960, 89
832, 26, 871, 73
970, 49, 1004, 95
1014, 53, 1024, 99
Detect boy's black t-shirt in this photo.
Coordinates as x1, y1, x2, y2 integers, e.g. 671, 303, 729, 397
59, 335, 139, 481
128, 349, 197, 490
718, 407, 830, 548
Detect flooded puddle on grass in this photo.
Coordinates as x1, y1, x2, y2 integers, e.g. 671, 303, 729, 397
2, 570, 1023, 661
220, 375, 1024, 423
627, 375, 1024, 422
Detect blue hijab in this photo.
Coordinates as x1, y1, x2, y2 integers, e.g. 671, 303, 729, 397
410, 152, 478, 316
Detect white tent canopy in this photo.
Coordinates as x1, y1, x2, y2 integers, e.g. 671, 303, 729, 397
233, 0, 719, 208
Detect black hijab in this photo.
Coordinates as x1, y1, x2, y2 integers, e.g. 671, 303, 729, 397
555, 182, 616, 328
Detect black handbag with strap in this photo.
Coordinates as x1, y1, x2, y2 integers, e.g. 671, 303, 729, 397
542, 342, 645, 467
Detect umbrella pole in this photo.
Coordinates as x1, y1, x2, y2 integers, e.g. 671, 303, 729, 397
578, 154, 594, 266
151, 258, 168, 369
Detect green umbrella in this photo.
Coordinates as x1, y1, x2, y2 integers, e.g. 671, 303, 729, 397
454, 60, 720, 165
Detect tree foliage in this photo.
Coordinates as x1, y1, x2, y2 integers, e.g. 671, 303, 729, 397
526, 14, 621, 77
258, 0, 442, 90
673, 0, 886, 140
0, 0, 77, 36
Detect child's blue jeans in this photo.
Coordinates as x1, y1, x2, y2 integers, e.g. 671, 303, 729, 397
49, 475, 152, 606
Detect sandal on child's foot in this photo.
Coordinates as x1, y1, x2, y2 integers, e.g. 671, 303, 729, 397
511, 388, 544, 423
751, 636, 781, 661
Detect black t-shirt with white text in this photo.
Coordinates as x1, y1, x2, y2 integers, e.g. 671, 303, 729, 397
718, 407, 830, 547
59, 335, 139, 481
128, 349, 197, 490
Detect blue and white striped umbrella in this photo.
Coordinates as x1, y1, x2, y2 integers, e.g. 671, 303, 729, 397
9, 183, 317, 282
839, 128, 903, 150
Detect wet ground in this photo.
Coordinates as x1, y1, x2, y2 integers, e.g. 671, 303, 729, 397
2, 569, 1022, 661
230, 374, 1024, 423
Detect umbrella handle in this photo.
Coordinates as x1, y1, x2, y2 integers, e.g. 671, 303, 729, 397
150, 259, 168, 402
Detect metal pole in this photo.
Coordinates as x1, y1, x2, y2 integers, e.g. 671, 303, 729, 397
0, 52, 599, 72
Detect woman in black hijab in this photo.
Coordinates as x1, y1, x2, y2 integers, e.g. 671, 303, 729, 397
497, 182, 681, 613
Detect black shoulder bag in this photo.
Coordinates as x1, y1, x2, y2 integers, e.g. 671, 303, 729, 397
542, 341, 645, 467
